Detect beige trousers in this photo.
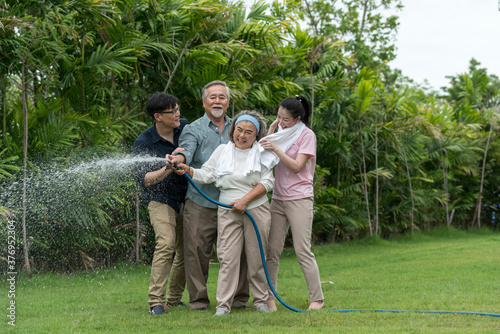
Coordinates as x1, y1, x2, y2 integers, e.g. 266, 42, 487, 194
266, 198, 324, 302
147, 201, 185, 307
183, 199, 249, 310
216, 203, 271, 313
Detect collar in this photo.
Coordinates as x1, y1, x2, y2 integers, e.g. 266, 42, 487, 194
202, 113, 232, 128
151, 121, 180, 143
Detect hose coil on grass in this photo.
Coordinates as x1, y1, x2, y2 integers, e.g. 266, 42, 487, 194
181, 171, 500, 318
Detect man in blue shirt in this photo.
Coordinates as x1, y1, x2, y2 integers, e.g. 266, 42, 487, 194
132, 92, 188, 315
169, 81, 249, 311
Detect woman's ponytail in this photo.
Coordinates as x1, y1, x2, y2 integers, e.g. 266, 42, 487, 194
279, 95, 311, 127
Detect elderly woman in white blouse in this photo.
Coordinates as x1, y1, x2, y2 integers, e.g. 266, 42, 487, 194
176, 110, 274, 316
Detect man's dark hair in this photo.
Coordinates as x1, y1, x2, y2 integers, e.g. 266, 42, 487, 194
145, 92, 178, 118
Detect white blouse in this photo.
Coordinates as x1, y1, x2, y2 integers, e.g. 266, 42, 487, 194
192, 144, 274, 210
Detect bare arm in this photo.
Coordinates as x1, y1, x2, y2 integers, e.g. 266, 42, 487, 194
145, 147, 185, 187
260, 139, 310, 173
267, 118, 279, 136
144, 163, 174, 187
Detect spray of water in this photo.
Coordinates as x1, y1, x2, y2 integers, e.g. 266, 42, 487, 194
71, 155, 166, 174
0, 153, 164, 272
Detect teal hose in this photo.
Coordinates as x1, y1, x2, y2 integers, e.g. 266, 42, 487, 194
182, 172, 500, 317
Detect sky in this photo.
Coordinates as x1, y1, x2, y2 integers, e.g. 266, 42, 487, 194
243, 0, 500, 92
390, 0, 500, 91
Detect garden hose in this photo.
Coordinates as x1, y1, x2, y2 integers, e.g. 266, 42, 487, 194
181, 171, 500, 318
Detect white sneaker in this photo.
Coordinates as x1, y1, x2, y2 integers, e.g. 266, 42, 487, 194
214, 308, 229, 316
257, 305, 271, 313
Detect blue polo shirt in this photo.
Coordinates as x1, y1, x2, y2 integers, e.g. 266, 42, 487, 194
132, 119, 189, 213
178, 114, 232, 209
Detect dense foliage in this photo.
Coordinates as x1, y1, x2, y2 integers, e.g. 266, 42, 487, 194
1, 0, 499, 272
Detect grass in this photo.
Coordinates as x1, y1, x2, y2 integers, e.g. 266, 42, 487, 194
1, 227, 499, 333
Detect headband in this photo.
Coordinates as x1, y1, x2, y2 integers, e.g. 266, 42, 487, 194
235, 115, 260, 133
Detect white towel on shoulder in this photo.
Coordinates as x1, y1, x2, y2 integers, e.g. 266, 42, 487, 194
259, 121, 306, 170
213, 141, 262, 178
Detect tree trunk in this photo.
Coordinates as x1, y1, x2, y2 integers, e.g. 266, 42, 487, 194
1, 75, 6, 147
135, 186, 140, 262
80, 19, 87, 115
359, 123, 372, 236
164, 40, 191, 93
21, 57, 32, 278
440, 145, 450, 228
310, 65, 314, 127
331, 126, 343, 243
402, 144, 415, 234
356, 0, 370, 43
303, 0, 319, 36
374, 113, 379, 235
471, 125, 493, 229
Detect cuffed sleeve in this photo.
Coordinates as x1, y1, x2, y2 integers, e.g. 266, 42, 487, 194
259, 167, 274, 193
178, 126, 198, 165
192, 145, 225, 185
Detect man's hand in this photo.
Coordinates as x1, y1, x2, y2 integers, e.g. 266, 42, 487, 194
168, 151, 186, 165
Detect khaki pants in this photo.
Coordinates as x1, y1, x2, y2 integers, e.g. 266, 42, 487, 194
183, 199, 249, 309
266, 198, 324, 302
216, 203, 271, 313
147, 201, 185, 307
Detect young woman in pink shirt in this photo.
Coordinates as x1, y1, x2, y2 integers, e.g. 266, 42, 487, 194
260, 96, 324, 311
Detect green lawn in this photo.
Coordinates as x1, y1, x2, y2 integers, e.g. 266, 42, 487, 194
2, 228, 499, 333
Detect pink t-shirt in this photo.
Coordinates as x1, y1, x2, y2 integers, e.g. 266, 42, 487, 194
272, 127, 316, 201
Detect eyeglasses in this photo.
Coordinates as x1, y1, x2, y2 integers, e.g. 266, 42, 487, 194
157, 107, 180, 115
